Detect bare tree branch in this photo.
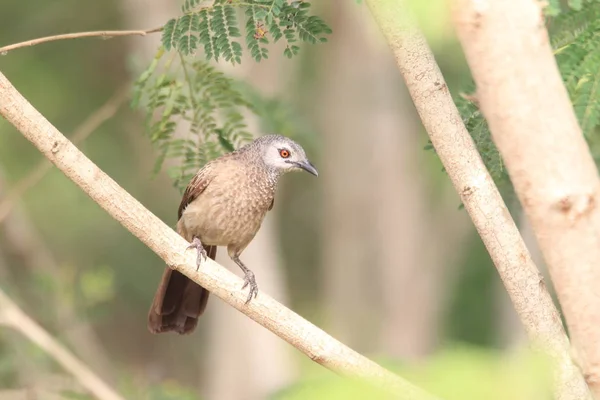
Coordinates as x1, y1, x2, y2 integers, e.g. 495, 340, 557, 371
0, 72, 439, 399
451, 0, 600, 396
0, 84, 129, 224
363, 1, 591, 399
0, 169, 117, 383
0, 28, 162, 55
0, 288, 124, 400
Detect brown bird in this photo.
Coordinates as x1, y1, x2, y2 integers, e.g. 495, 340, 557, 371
148, 134, 318, 334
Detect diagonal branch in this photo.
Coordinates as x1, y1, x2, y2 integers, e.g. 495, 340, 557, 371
363, 1, 591, 399
0, 27, 163, 55
0, 73, 439, 399
0, 287, 124, 400
0, 168, 117, 382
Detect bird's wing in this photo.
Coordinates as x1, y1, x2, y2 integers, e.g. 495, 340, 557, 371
177, 163, 215, 220
268, 198, 274, 211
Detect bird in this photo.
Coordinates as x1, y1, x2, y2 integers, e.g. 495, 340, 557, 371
148, 134, 318, 335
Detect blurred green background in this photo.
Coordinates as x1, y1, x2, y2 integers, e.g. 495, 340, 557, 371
0, 1, 554, 399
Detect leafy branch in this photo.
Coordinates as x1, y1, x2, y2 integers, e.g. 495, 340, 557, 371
133, 0, 331, 192
162, 0, 331, 62
132, 50, 255, 191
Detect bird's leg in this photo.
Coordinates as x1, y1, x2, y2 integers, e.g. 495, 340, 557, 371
187, 237, 208, 271
232, 255, 258, 304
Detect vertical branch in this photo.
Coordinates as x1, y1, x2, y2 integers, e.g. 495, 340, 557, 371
363, 1, 591, 399
451, 0, 600, 396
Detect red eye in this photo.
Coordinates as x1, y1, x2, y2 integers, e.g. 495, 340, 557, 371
279, 149, 290, 158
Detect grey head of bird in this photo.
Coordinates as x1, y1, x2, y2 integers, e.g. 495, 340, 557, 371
241, 134, 319, 177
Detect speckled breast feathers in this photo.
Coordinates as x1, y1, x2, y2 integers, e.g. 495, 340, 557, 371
177, 153, 277, 255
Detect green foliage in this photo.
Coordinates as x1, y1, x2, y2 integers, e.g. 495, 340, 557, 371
161, 0, 331, 63
132, 50, 255, 191
79, 265, 115, 307
439, 1, 600, 191
271, 345, 553, 400
406, 346, 553, 400
553, 3, 600, 160
112, 367, 203, 399
134, 1, 330, 192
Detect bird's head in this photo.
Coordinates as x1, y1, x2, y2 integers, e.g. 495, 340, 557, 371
253, 134, 318, 177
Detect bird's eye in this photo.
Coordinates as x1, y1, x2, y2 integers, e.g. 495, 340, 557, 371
279, 149, 290, 158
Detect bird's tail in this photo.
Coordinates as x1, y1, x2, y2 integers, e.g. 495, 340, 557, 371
147, 245, 217, 335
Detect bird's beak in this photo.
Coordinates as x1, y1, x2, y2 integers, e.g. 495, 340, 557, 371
297, 160, 319, 177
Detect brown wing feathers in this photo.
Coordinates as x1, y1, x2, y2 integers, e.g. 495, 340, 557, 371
147, 164, 217, 335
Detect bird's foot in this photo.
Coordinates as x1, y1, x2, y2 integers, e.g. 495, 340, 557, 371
187, 237, 207, 271
241, 270, 258, 304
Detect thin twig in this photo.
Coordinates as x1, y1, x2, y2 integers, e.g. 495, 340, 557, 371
0, 84, 130, 224
364, 1, 591, 399
0, 27, 162, 55
0, 71, 440, 400
0, 288, 124, 400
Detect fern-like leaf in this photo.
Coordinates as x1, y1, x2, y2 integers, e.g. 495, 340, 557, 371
161, 19, 179, 51
138, 0, 331, 191
176, 14, 200, 55
133, 54, 258, 192
182, 0, 202, 13
245, 6, 270, 61
447, 0, 600, 194
160, 0, 331, 62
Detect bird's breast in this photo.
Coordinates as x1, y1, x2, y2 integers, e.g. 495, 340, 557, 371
180, 167, 276, 248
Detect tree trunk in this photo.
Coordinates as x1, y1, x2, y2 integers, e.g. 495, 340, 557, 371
365, 1, 591, 398
453, 0, 600, 394
362, 19, 472, 359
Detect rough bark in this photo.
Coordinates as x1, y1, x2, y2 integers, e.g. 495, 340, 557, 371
496, 212, 545, 349
364, 1, 591, 399
0, 71, 439, 400
452, 0, 600, 396
361, 18, 472, 359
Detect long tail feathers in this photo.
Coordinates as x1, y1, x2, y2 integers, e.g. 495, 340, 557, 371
147, 245, 217, 334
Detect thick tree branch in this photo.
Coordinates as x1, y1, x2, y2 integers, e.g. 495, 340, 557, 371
451, 0, 600, 396
0, 288, 123, 400
0, 72, 439, 399
364, 1, 591, 399
0, 27, 162, 55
